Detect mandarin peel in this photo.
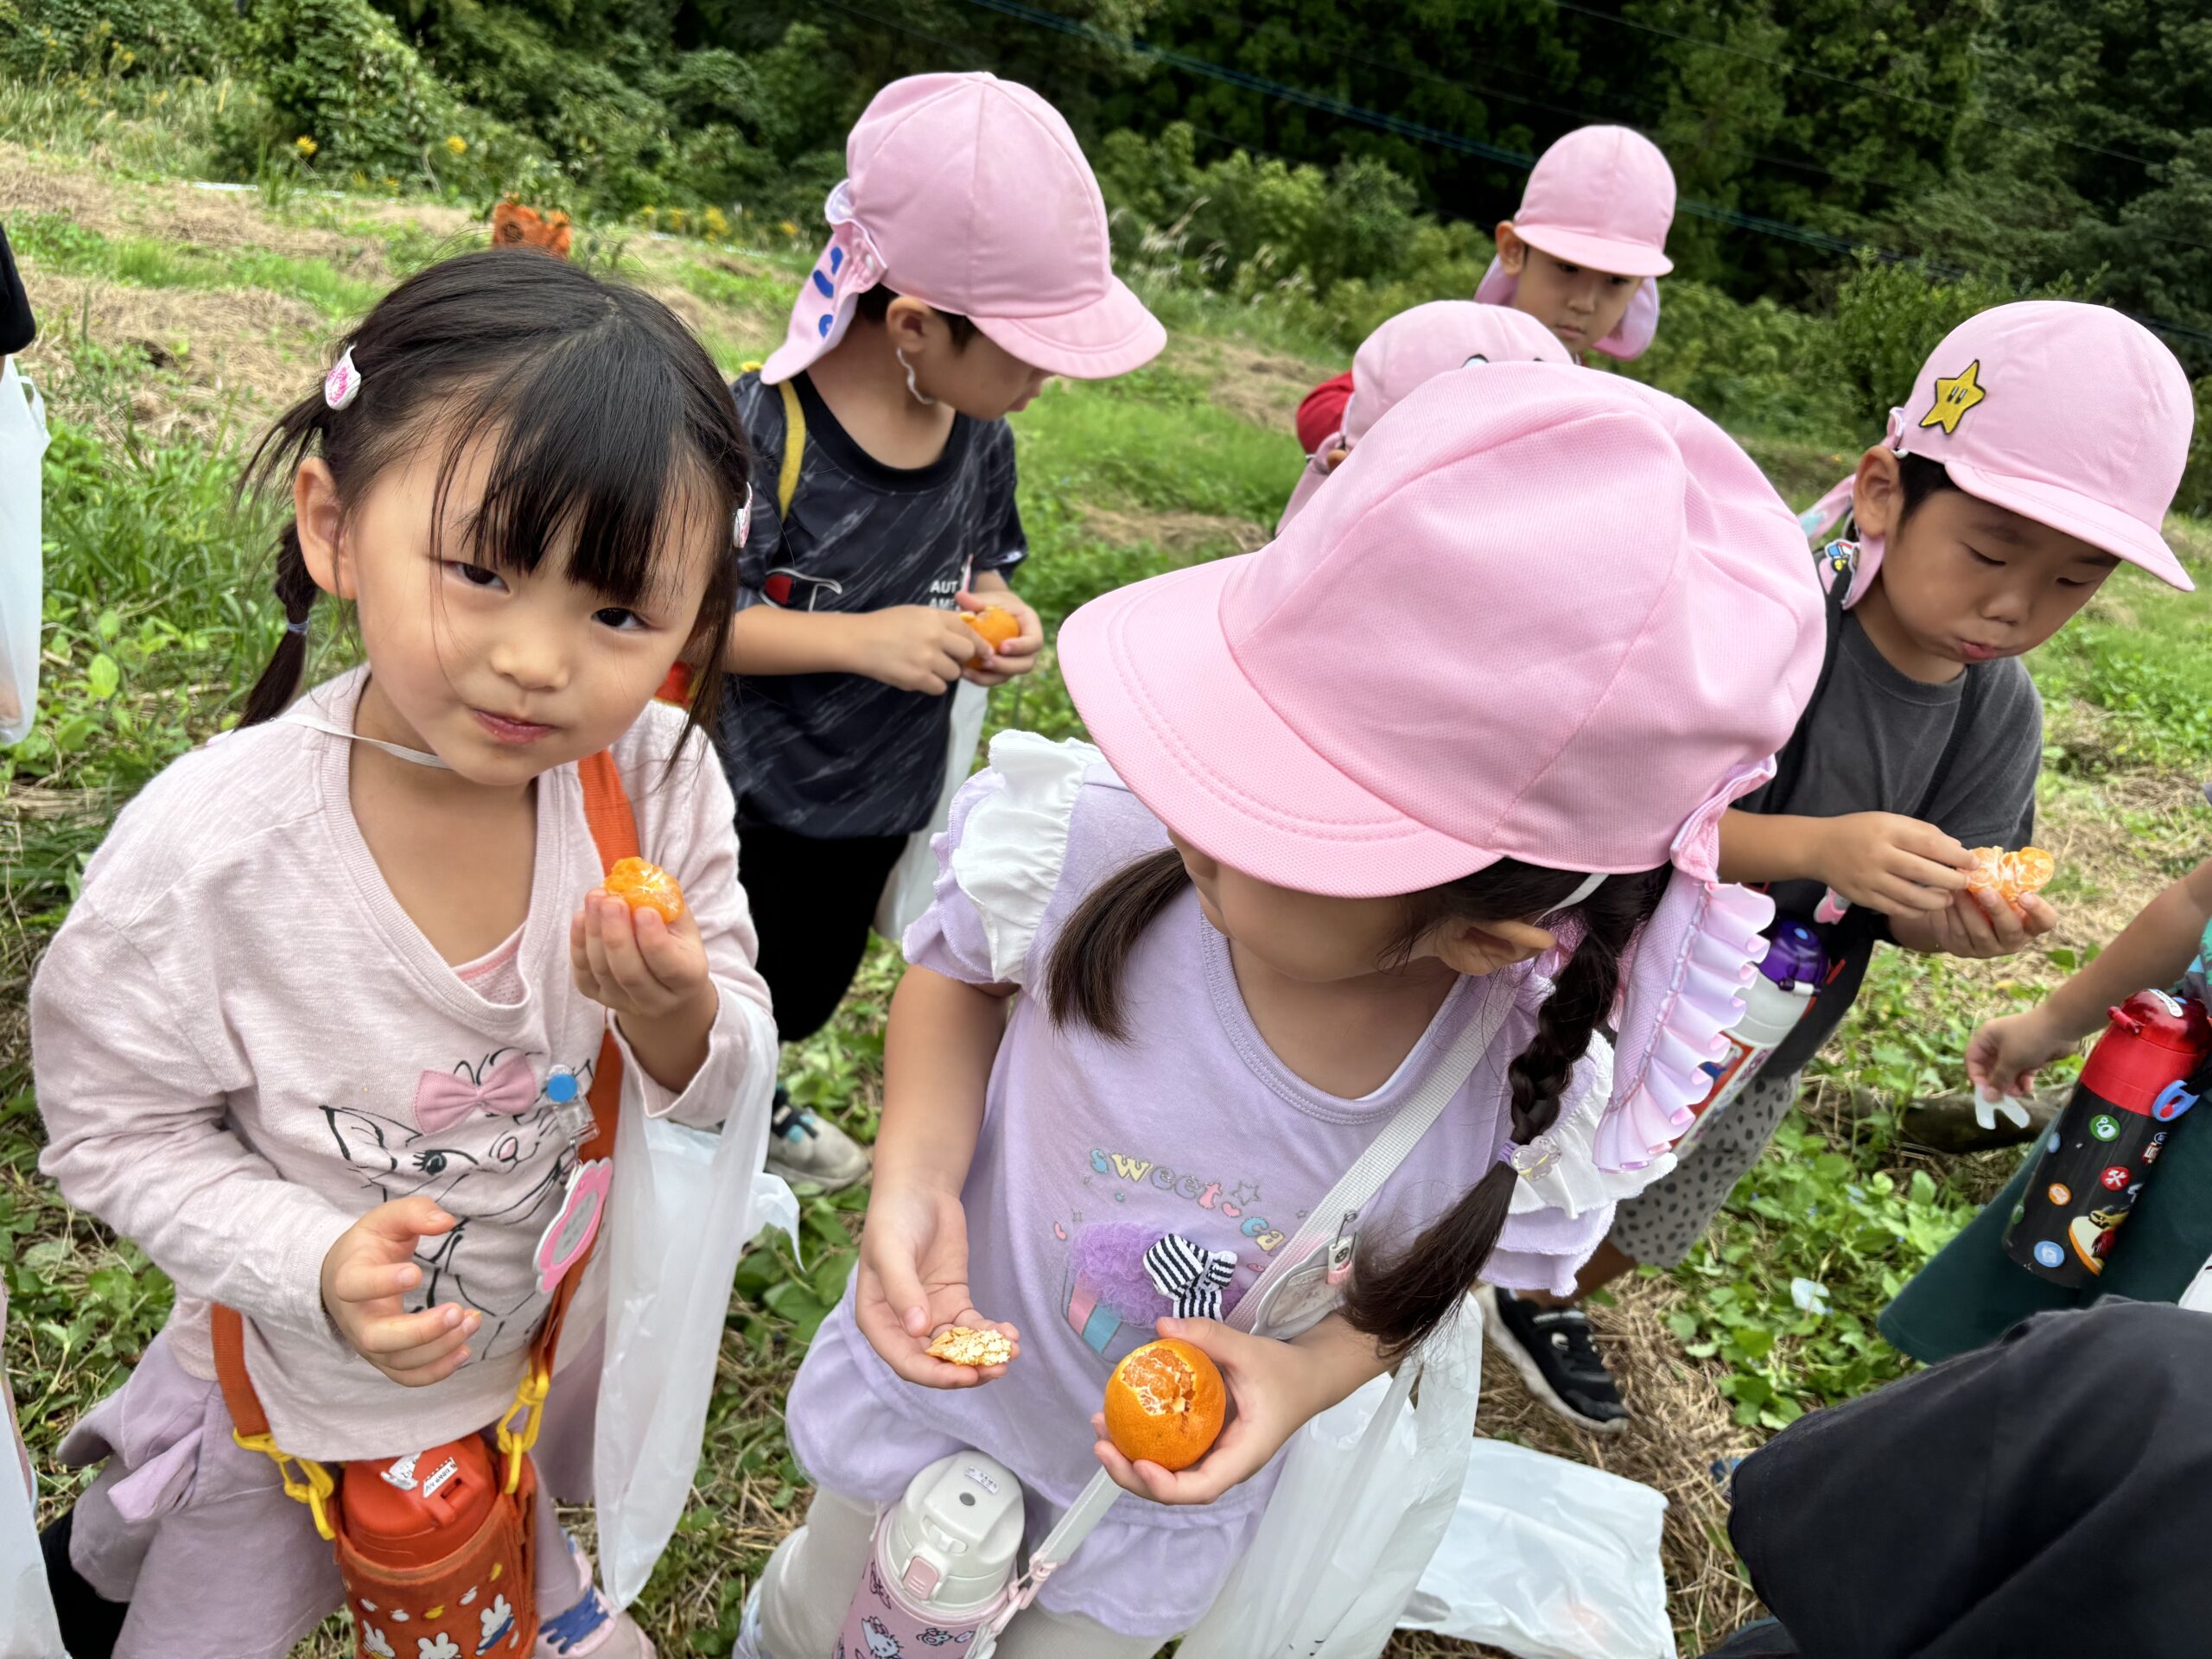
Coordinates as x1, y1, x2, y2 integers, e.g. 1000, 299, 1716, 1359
602, 856, 686, 921
1103, 1336, 1226, 1473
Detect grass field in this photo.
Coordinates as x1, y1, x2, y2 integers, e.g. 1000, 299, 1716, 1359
5, 92, 2212, 1658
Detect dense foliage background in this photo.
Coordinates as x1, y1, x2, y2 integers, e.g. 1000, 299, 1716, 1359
9, 0, 2212, 396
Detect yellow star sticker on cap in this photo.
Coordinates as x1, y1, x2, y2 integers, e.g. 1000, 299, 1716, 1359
1920, 359, 1986, 435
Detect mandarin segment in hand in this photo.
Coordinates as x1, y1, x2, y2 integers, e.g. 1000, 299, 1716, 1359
962, 605, 1021, 652
1103, 1336, 1225, 1472
925, 1325, 1013, 1367
602, 855, 686, 920
1965, 845, 2056, 906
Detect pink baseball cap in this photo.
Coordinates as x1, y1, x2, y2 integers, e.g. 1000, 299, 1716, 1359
1475, 125, 1675, 359
760, 73, 1165, 386
1808, 301, 2196, 601
1279, 302, 1572, 528
1062, 369, 1824, 1169
1894, 301, 2194, 589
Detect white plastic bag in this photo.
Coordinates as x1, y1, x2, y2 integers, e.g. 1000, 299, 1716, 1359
594, 998, 796, 1607
1174, 1295, 1487, 1659
0, 1285, 65, 1658
1397, 1439, 1675, 1659
874, 678, 989, 940
0, 358, 50, 748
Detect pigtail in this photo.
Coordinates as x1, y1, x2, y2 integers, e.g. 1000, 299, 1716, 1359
237, 387, 338, 728
1044, 847, 1192, 1039
1342, 863, 1669, 1362
239, 524, 323, 726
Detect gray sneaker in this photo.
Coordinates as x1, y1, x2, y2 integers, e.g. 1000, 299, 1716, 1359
765, 1088, 872, 1192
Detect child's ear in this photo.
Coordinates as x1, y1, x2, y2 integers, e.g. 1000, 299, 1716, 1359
1851, 446, 1904, 544
1494, 221, 1529, 276
882, 295, 938, 355
293, 459, 353, 599
1432, 916, 1554, 978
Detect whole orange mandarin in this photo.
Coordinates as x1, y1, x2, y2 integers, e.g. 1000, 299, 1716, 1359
962, 606, 1021, 652
603, 856, 686, 921
1103, 1337, 1225, 1472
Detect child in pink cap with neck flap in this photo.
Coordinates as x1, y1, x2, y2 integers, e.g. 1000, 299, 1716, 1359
1487, 300, 2199, 1436
735, 370, 1823, 1657
715, 73, 1165, 1192
1278, 299, 1569, 528
1294, 124, 1674, 454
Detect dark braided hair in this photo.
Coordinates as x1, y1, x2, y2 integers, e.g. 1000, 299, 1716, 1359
1044, 847, 1669, 1359
239, 249, 752, 734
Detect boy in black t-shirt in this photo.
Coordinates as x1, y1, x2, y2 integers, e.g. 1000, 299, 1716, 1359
719, 74, 1164, 1188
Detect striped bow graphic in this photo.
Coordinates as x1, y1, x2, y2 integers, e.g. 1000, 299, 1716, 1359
1144, 1233, 1239, 1321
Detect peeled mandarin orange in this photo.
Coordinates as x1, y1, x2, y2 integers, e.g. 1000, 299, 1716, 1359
963, 605, 1021, 652
1103, 1337, 1225, 1472
1966, 845, 2056, 905
604, 856, 686, 921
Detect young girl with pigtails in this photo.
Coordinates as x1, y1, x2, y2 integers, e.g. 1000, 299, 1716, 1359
739, 366, 1825, 1657
30, 250, 777, 1659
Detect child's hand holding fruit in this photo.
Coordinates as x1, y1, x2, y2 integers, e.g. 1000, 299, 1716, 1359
573, 858, 716, 1091
958, 587, 1042, 688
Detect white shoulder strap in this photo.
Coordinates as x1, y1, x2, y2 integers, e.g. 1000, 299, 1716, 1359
999, 975, 1515, 1624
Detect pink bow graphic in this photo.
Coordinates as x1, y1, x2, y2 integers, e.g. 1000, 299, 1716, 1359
414, 1056, 539, 1135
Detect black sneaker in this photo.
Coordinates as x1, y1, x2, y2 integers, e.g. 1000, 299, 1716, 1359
1479, 1284, 1630, 1434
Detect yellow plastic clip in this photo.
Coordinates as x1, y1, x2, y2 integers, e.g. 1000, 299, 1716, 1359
496, 1362, 551, 1494
232, 1429, 337, 1541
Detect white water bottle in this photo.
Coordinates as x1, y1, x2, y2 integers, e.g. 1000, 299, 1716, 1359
1675, 922, 1827, 1156
839, 1452, 1026, 1658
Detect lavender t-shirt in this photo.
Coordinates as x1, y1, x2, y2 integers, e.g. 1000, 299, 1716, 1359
784, 741, 1608, 1636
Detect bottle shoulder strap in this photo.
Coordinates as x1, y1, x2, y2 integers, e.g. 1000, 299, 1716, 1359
214, 748, 640, 1509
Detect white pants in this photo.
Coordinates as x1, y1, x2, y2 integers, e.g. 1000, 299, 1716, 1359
756, 1486, 1159, 1659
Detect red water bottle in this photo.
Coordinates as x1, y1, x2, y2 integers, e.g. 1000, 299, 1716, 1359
341, 1435, 499, 1570
2004, 990, 2212, 1287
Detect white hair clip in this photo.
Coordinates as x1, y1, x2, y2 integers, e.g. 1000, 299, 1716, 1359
735, 483, 754, 551
323, 347, 361, 410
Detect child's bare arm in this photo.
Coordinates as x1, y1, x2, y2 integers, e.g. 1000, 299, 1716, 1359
1969, 857, 2212, 1096
723, 601, 976, 691
1719, 808, 1972, 915
856, 966, 1023, 1388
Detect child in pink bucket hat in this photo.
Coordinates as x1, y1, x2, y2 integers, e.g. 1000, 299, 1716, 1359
738, 371, 1821, 1656
1494, 299, 2201, 1436
1278, 299, 1570, 530
1295, 124, 1675, 453
717, 73, 1165, 1191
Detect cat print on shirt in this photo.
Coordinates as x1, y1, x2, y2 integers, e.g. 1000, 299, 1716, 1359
322, 1047, 595, 1355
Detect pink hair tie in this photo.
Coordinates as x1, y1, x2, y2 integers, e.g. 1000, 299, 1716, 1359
323, 347, 361, 410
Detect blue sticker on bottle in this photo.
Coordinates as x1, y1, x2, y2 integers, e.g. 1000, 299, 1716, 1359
2034, 1241, 2066, 1268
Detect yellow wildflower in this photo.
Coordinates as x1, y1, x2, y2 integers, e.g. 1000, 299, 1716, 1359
445, 134, 467, 156
294, 135, 317, 157
702, 206, 729, 239
778, 219, 798, 238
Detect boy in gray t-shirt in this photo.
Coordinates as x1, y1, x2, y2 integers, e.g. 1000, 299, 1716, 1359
1487, 378, 2137, 1429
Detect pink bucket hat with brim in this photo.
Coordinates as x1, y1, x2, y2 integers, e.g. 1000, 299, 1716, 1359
1060, 368, 1827, 1169
760, 72, 1165, 386
1279, 302, 1572, 529
1475, 125, 1675, 359
1798, 300, 2197, 603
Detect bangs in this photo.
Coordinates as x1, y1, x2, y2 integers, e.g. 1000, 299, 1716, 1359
433, 330, 728, 609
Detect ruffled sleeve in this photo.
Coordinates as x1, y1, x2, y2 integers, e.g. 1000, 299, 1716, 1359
900, 730, 1099, 989
1508, 1031, 1678, 1219
1596, 874, 1775, 1172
